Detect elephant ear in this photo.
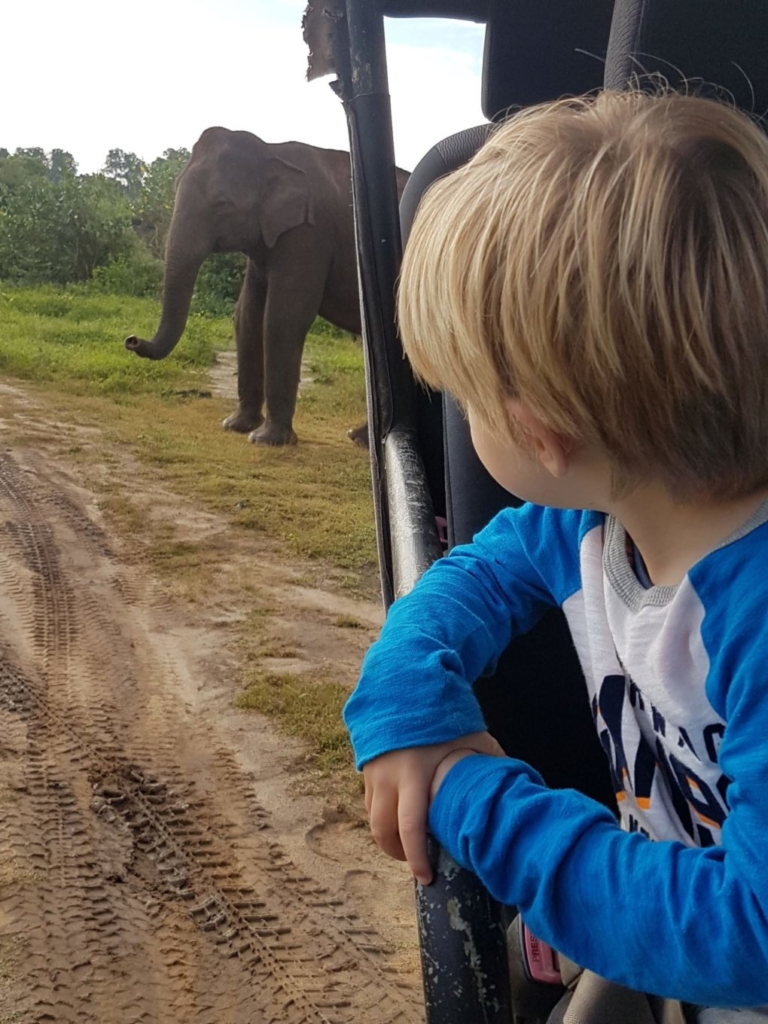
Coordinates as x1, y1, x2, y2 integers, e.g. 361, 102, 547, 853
259, 158, 315, 248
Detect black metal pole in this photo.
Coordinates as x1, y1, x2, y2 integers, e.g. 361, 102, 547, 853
343, 0, 416, 607
329, 4, 513, 1020
417, 840, 513, 1024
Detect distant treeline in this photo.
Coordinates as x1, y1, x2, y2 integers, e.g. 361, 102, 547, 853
0, 147, 245, 313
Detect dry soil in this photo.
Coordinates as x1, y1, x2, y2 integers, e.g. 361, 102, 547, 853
0, 379, 423, 1024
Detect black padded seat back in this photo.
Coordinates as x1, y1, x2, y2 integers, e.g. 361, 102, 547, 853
606, 0, 768, 115
399, 126, 492, 244
400, 126, 493, 524
483, 0, 615, 119
400, 128, 616, 809
399, 125, 521, 554
400, 135, 522, 543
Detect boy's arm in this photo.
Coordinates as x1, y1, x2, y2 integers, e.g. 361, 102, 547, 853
345, 503, 583, 886
363, 732, 504, 885
344, 503, 582, 768
429, 659, 768, 1008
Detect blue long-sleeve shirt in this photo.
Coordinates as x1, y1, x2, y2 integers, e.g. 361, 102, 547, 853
343, 501, 768, 1007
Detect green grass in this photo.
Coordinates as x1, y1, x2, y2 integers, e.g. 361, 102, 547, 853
0, 285, 225, 393
235, 671, 354, 776
0, 283, 377, 588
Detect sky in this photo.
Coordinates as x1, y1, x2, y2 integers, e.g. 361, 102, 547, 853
5, 0, 486, 173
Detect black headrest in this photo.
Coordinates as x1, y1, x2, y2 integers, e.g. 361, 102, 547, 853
382, 0, 488, 19
482, 0, 615, 120
606, 0, 768, 116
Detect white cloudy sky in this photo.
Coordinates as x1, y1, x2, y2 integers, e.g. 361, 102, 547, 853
5, 0, 485, 173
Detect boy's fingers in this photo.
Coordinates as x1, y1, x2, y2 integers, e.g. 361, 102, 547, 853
369, 790, 406, 862
397, 785, 432, 885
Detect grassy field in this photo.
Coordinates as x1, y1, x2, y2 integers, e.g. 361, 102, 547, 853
235, 671, 354, 775
0, 283, 378, 781
0, 284, 377, 588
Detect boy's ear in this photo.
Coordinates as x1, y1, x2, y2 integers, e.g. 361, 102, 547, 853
507, 399, 571, 478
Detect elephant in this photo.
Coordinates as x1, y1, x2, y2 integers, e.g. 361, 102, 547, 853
125, 127, 410, 446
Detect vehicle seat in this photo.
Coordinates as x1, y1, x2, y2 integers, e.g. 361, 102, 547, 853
483, 0, 615, 119
605, 0, 768, 111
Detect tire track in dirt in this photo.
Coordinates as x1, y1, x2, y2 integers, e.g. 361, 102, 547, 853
0, 451, 422, 1024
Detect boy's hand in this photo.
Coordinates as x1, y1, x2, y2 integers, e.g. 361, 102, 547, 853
428, 747, 479, 802
362, 731, 503, 885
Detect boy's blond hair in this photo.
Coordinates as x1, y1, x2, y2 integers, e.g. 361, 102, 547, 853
398, 91, 768, 500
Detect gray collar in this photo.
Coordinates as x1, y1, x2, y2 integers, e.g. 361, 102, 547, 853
603, 500, 768, 613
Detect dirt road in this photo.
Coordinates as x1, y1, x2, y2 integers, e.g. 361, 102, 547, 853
0, 385, 423, 1023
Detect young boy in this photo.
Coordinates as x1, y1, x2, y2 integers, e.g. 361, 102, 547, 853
343, 90, 768, 1014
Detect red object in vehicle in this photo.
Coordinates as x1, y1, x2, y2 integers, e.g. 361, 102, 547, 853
521, 924, 562, 986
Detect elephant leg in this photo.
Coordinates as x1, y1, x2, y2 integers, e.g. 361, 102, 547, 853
249, 247, 327, 447
223, 259, 267, 433
347, 422, 369, 448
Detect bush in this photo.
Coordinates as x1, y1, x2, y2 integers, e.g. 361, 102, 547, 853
192, 252, 246, 317
0, 174, 133, 284
91, 243, 163, 298
310, 317, 356, 340
0, 147, 250, 306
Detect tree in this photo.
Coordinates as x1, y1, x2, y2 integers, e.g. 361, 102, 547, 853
0, 149, 76, 188
160, 147, 190, 167
14, 146, 47, 165
0, 141, 204, 294
131, 147, 190, 257
102, 148, 146, 198
0, 153, 48, 194
0, 170, 133, 284
49, 149, 78, 183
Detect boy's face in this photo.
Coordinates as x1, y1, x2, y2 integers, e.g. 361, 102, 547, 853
467, 404, 609, 511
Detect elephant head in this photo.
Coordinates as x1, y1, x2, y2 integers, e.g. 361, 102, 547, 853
125, 129, 314, 360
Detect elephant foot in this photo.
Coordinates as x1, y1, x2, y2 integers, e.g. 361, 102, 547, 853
248, 422, 298, 447
347, 422, 369, 449
223, 409, 264, 433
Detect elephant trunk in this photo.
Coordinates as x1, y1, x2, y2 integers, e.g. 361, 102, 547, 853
125, 244, 206, 360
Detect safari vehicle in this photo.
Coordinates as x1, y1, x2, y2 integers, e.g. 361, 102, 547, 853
303, 2, 768, 1021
